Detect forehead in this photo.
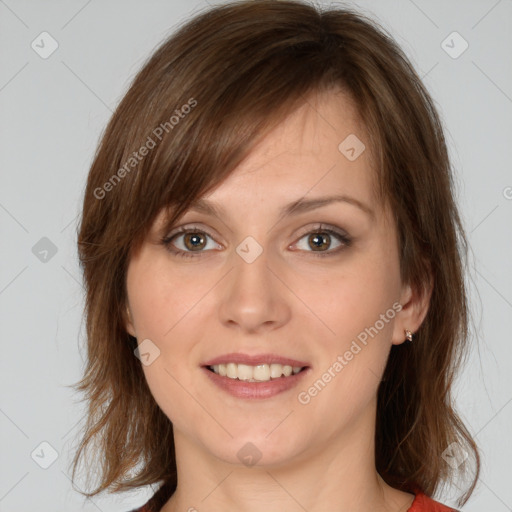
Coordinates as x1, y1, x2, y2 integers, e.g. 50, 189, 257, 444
149, 87, 386, 235
199, 88, 378, 210
255, 87, 366, 155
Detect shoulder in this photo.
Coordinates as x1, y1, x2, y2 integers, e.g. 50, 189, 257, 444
127, 480, 175, 512
127, 506, 152, 512
408, 490, 460, 512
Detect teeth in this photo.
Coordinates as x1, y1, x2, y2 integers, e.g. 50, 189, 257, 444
270, 363, 283, 378
253, 364, 270, 381
210, 363, 304, 382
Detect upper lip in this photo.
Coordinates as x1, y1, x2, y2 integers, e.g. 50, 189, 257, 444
202, 353, 310, 368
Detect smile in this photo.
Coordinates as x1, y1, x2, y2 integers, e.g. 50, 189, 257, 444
208, 363, 305, 382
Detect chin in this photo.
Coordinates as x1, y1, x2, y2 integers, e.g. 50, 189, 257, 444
203, 429, 308, 468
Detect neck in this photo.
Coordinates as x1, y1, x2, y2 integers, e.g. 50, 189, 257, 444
161, 398, 415, 512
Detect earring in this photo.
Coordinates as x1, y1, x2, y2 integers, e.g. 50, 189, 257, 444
404, 329, 413, 342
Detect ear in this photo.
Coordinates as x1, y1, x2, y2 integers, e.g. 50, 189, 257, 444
124, 304, 137, 338
392, 276, 433, 346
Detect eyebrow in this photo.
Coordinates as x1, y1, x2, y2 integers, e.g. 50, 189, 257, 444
186, 194, 375, 221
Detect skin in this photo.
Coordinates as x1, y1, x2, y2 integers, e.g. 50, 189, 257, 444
125, 88, 431, 512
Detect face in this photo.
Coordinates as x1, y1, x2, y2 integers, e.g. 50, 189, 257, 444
125, 88, 419, 468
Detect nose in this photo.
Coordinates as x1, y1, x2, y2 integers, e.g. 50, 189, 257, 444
217, 248, 291, 335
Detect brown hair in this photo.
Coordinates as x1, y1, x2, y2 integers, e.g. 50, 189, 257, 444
71, 0, 480, 508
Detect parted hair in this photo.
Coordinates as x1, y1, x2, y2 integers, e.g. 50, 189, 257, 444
71, 1, 480, 509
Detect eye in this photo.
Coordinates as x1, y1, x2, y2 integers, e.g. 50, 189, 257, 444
162, 226, 221, 258
291, 224, 351, 257
162, 223, 352, 260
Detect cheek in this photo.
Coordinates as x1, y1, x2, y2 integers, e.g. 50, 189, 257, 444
126, 253, 208, 341
126, 253, 216, 426
292, 243, 401, 410
295, 279, 398, 432
126, 263, 197, 428
293, 251, 401, 350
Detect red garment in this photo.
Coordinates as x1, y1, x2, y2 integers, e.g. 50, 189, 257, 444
130, 489, 459, 511
408, 490, 459, 511
407, 491, 458, 512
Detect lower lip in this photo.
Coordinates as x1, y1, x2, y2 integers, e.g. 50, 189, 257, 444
202, 366, 310, 399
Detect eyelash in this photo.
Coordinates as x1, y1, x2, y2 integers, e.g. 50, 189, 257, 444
161, 224, 352, 259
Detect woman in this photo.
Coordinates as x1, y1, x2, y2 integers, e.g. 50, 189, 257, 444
71, 1, 480, 511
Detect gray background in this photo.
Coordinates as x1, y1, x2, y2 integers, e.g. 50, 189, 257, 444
0, 0, 511, 510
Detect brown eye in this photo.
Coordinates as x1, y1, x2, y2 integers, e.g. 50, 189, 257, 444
162, 226, 221, 259
183, 232, 207, 251
292, 225, 352, 257
307, 232, 331, 251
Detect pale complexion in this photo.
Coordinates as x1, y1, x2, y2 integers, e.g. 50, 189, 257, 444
125, 88, 431, 512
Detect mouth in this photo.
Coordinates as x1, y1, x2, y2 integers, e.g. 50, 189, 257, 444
201, 353, 311, 398
206, 363, 307, 382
